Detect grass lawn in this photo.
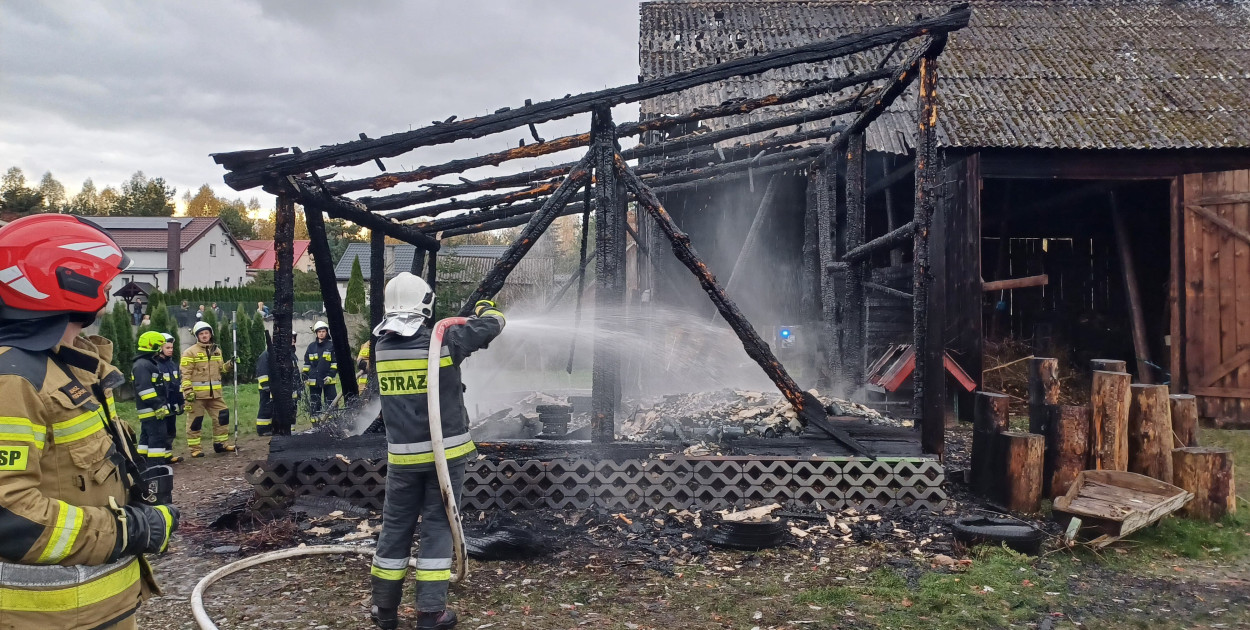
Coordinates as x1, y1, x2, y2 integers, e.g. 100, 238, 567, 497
113, 384, 317, 456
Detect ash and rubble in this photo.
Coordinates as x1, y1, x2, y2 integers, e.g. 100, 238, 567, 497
470, 387, 907, 442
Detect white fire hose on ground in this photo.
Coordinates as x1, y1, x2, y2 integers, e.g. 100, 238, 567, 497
191, 317, 470, 629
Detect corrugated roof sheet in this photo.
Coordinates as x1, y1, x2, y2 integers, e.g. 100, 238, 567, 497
638, 0, 1250, 152
334, 243, 553, 286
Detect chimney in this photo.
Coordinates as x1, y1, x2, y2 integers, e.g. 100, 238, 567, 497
167, 220, 181, 292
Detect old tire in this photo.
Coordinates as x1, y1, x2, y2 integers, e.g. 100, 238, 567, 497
952, 516, 1044, 555
703, 519, 788, 551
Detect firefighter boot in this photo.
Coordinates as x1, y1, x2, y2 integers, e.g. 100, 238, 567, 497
416, 609, 458, 630
370, 605, 398, 630
214, 443, 237, 453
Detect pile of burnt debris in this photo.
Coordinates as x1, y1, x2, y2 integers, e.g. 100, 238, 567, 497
470, 388, 899, 443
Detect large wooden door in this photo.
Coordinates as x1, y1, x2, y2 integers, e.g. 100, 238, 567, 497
1181, 170, 1250, 426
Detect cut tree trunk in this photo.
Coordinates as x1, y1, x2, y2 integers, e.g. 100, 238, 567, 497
1169, 394, 1199, 448
1171, 447, 1237, 520
973, 391, 1011, 499
1128, 384, 1174, 482
1090, 359, 1127, 374
1090, 370, 1131, 471
998, 431, 1044, 513
1046, 404, 1091, 499
1028, 357, 1060, 435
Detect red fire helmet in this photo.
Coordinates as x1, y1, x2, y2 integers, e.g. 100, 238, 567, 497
0, 215, 131, 319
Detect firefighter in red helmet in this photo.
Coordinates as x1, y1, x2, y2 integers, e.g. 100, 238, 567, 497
0, 215, 179, 629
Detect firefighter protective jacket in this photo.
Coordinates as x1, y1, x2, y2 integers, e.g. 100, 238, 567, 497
257, 347, 301, 399
355, 340, 371, 387
157, 353, 184, 412
181, 341, 225, 400
375, 311, 504, 471
0, 334, 153, 629
303, 337, 338, 386
131, 352, 168, 421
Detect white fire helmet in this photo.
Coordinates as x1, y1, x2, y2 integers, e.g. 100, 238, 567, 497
372, 272, 435, 337
193, 321, 213, 336
312, 321, 329, 333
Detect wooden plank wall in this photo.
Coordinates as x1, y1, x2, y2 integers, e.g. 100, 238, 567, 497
941, 153, 983, 420
1183, 170, 1250, 426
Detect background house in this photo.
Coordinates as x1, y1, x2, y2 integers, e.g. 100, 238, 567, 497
334, 243, 555, 309
639, 0, 1250, 425
90, 216, 252, 303
239, 239, 314, 277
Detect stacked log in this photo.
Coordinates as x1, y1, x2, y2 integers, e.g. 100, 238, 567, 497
972, 391, 1010, 500
997, 431, 1044, 513
1171, 447, 1236, 521
1090, 370, 1131, 471
1045, 405, 1091, 498
1090, 359, 1128, 374
1027, 357, 1060, 435
1169, 394, 1199, 448
1127, 384, 1173, 482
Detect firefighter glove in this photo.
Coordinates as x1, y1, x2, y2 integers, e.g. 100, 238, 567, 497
172, 403, 184, 415
473, 299, 499, 317
222, 360, 234, 373
154, 407, 169, 419
323, 376, 334, 385
117, 503, 181, 556
183, 388, 195, 402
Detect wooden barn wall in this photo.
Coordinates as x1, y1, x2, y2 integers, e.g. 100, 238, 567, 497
651, 171, 810, 326
938, 152, 983, 419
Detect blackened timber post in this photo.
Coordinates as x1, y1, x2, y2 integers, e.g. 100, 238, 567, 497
304, 204, 359, 400
410, 249, 425, 276
370, 230, 385, 329
592, 106, 626, 443
272, 194, 297, 434
843, 133, 867, 390
369, 229, 386, 386
425, 242, 439, 317
816, 158, 841, 390
913, 49, 945, 459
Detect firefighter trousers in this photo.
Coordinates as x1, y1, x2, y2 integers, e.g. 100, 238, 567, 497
257, 389, 273, 436
139, 416, 173, 464
188, 396, 230, 450
371, 462, 465, 612
307, 383, 337, 416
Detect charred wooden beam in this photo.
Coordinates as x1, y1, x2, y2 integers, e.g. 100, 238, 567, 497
616, 153, 869, 456
841, 221, 916, 264
304, 205, 359, 400
642, 144, 825, 188
913, 41, 946, 458
272, 195, 297, 435
592, 108, 626, 444
843, 133, 867, 388
369, 179, 558, 217
425, 240, 439, 315
220, 7, 970, 190
820, 33, 952, 167
211, 146, 290, 170
635, 125, 840, 178
865, 281, 912, 300
456, 153, 594, 315
284, 178, 440, 251
350, 164, 572, 208
328, 71, 889, 198
816, 157, 841, 389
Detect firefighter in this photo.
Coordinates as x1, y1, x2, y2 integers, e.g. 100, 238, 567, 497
157, 333, 184, 464
256, 334, 300, 436
181, 321, 236, 457
132, 331, 173, 465
369, 273, 504, 630
0, 214, 179, 629
356, 339, 372, 391
303, 321, 338, 417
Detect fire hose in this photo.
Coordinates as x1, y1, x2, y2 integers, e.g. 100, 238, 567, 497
190, 317, 470, 628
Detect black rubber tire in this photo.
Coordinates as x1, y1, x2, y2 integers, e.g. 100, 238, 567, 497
952, 516, 1044, 555
703, 519, 788, 550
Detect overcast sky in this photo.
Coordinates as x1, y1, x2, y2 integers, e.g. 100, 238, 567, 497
0, 1, 642, 207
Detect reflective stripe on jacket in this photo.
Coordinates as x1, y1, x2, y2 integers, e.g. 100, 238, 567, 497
303, 338, 338, 386
256, 349, 300, 399
131, 354, 167, 420
0, 335, 151, 628
180, 342, 224, 399
376, 312, 503, 471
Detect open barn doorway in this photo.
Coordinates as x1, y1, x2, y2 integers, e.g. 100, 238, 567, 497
980, 178, 1173, 390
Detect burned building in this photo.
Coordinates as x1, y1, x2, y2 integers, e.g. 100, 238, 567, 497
638, 0, 1250, 428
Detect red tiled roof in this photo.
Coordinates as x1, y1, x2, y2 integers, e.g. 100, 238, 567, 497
237, 239, 312, 271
